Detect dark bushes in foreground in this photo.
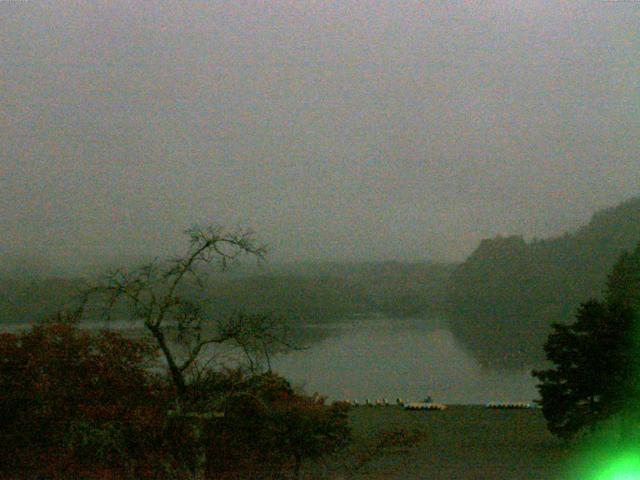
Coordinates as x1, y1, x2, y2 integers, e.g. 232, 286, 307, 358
0, 323, 350, 479
0, 323, 170, 479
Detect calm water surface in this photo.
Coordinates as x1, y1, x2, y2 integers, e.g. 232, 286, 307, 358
272, 317, 537, 405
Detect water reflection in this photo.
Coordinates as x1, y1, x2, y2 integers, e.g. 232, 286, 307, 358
273, 317, 537, 405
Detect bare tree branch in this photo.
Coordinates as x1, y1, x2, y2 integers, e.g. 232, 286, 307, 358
78, 224, 290, 397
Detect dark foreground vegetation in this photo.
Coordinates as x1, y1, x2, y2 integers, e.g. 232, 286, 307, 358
0, 322, 350, 479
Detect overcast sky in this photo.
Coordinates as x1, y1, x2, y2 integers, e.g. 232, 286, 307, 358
1, 1, 638, 266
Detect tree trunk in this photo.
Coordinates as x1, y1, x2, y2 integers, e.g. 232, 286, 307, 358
148, 325, 187, 396
293, 453, 302, 480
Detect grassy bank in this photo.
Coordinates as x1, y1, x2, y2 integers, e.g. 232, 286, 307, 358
304, 405, 568, 479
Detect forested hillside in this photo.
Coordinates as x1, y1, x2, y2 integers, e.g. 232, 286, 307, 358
0, 277, 86, 325
0, 261, 454, 326
201, 262, 453, 322
447, 196, 640, 370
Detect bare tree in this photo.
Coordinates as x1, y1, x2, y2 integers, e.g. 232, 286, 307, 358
218, 311, 295, 374
80, 225, 293, 396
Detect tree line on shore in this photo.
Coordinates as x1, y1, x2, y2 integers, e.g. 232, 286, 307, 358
0, 260, 453, 329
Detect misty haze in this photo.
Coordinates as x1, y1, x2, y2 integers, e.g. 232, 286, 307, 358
1, 1, 639, 478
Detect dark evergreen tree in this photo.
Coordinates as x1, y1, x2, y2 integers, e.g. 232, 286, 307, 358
533, 243, 640, 440
605, 242, 640, 311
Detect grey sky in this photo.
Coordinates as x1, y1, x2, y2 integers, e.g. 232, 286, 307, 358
1, 1, 638, 266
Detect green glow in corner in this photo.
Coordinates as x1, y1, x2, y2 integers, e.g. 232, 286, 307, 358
577, 451, 640, 480
596, 454, 640, 479
561, 407, 640, 480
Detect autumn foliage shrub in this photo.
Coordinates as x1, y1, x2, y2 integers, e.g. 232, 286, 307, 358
0, 323, 173, 479
0, 324, 351, 479
190, 370, 351, 478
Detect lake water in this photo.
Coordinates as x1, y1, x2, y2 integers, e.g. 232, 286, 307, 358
271, 317, 538, 405
2, 316, 538, 405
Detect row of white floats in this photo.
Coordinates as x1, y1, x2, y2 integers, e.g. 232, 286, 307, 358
341, 398, 419, 407
341, 399, 447, 410
485, 402, 534, 409
403, 401, 448, 411
340, 399, 534, 410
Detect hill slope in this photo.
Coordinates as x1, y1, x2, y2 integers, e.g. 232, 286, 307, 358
446, 196, 640, 369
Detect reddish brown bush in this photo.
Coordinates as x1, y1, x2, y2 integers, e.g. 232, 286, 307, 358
0, 324, 351, 479
0, 323, 172, 479
194, 370, 351, 478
